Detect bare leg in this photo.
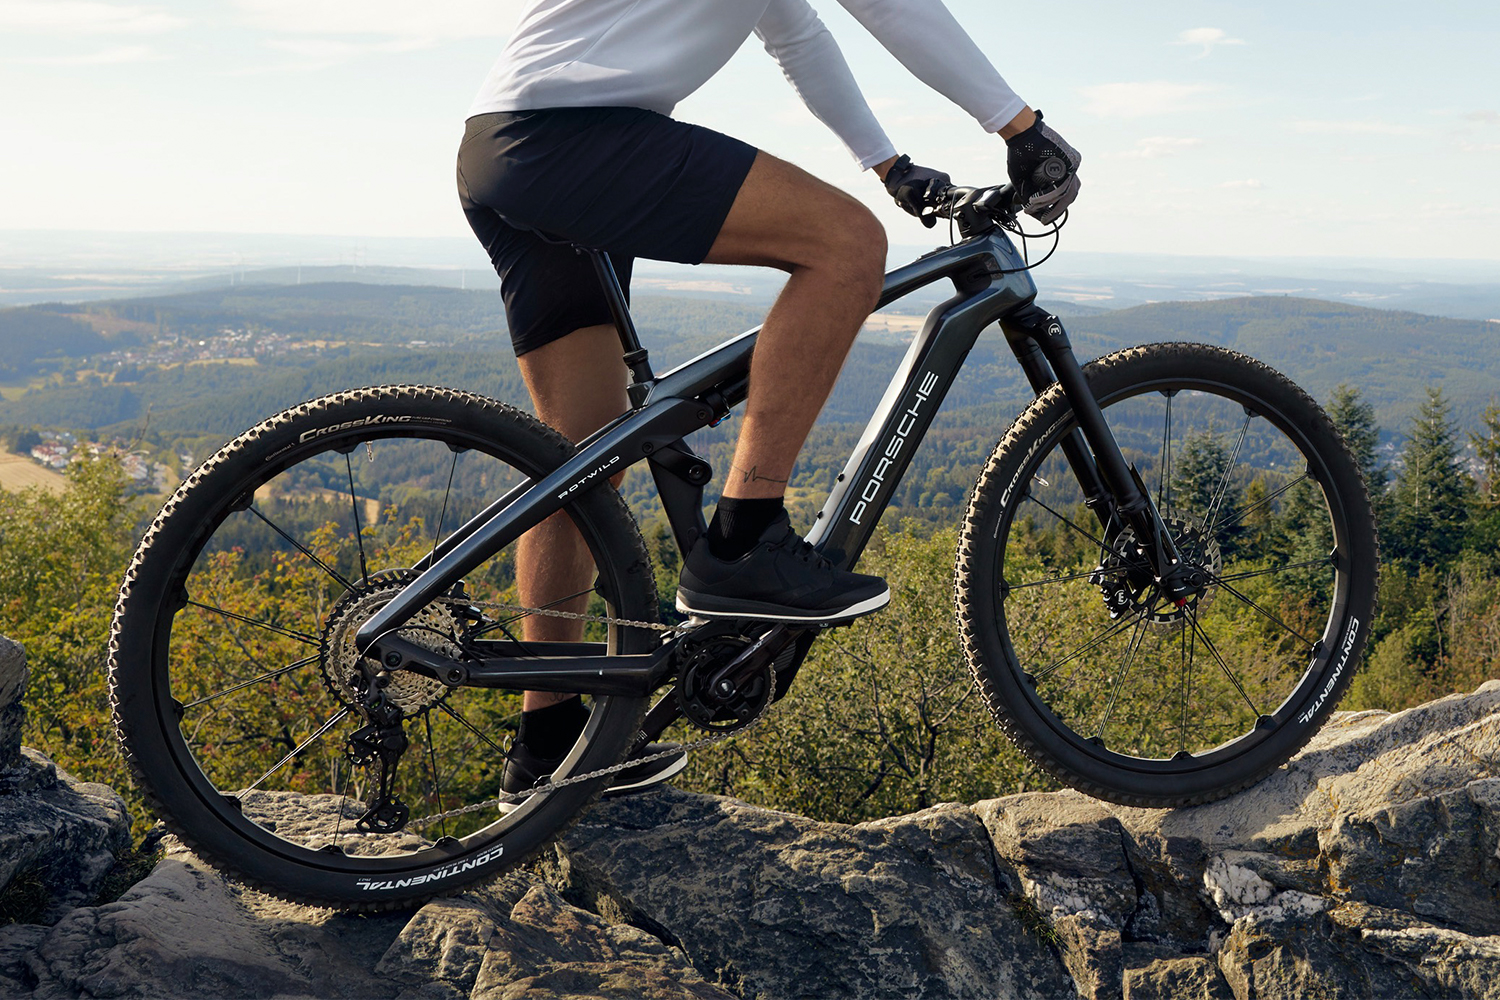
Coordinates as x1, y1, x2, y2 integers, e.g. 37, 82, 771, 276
703, 152, 887, 499
515, 323, 629, 710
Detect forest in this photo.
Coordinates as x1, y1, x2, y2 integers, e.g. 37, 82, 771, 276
1, 369, 1496, 835
3, 281, 1499, 835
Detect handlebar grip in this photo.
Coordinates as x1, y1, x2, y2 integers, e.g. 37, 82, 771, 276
1031, 157, 1068, 188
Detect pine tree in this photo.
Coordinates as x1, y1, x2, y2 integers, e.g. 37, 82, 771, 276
1388, 386, 1471, 569
1470, 398, 1500, 508
1463, 398, 1500, 563
1327, 383, 1385, 501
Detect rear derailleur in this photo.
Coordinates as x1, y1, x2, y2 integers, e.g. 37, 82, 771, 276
343, 670, 411, 834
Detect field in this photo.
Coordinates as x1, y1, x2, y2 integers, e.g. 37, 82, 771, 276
0, 453, 67, 494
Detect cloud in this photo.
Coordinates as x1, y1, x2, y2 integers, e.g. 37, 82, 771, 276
0, 1, 184, 33
231, 0, 520, 40
1119, 136, 1204, 159
1464, 110, 1500, 125
1078, 82, 1214, 118
1219, 179, 1263, 189
1291, 119, 1420, 136
266, 36, 436, 58
1174, 27, 1246, 59
11, 43, 157, 64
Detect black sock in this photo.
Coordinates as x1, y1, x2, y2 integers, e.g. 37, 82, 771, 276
706, 496, 785, 560
517, 697, 589, 760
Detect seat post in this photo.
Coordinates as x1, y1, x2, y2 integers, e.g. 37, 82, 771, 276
584, 248, 655, 407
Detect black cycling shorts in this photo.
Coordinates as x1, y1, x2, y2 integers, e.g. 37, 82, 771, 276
456, 106, 758, 356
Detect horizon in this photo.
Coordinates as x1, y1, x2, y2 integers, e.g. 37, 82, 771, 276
2, 1, 1497, 261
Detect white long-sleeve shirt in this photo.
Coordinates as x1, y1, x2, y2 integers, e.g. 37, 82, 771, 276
467, 0, 1025, 170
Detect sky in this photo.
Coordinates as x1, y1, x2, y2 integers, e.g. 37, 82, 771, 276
1, 0, 1498, 263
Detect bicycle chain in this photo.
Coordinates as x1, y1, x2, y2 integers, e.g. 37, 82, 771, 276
403, 597, 768, 829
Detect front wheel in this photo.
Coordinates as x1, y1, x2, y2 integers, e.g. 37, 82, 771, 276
109, 385, 658, 909
957, 343, 1378, 807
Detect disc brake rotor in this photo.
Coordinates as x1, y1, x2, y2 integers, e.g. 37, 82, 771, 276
1094, 508, 1222, 632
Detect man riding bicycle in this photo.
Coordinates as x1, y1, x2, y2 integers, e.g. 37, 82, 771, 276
456, 0, 1081, 795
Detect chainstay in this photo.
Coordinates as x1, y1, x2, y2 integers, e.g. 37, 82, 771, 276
410, 691, 771, 827
405, 598, 761, 827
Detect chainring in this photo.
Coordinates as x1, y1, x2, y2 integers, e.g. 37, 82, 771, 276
675, 628, 776, 733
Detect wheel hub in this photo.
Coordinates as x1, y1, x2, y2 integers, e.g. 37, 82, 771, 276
1092, 508, 1221, 632
320, 572, 462, 717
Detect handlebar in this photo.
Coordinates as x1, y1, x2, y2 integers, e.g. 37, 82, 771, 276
931, 156, 1066, 238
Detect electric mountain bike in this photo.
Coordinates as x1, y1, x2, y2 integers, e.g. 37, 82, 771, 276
109, 182, 1378, 910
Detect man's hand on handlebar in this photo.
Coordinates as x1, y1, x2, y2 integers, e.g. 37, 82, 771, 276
1004, 109, 1081, 225
882, 154, 951, 228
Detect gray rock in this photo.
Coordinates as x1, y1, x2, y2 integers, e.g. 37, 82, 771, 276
13, 838, 725, 1000
552, 791, 1076, 1000
0, 748, 131, 920
0, 633, 28, 771
473, 882, 735, 1000
2, 665, 1499, 999
1121, 955, 1232, 1000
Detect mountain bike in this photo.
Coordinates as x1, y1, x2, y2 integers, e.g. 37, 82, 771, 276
109, 181, 1378, 910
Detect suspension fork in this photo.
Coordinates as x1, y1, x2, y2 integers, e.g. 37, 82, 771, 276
1000, 305, 1193, 598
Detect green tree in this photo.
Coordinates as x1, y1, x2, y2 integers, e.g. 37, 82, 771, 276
1387, 387, 1471, 570
0, 458, 142, 800
1465, 399, 1500, 563
1327, 383, 1388, 523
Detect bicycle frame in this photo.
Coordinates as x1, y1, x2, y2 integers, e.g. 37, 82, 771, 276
356, 225, 1177, 700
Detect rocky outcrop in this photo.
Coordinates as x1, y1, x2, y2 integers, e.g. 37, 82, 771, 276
549, 683, 1500, 999
1, 634, 29, 773
0, 636, 132, 931
1, 620, 1498, 999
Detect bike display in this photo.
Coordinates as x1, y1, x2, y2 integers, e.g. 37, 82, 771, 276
109, 182, 1378, 909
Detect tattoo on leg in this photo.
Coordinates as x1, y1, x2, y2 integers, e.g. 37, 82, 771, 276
732, 464, 789, 485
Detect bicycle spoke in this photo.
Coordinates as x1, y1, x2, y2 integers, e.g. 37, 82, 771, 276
1095, 608, 1152, 742
1024, 494, 1136, 565
1204, 412, 1253, 534
1207, 473, 1309, 541
1206, 572, 1317, 646
346, 453, 370, 586
1034, 609, 1148, 682
424, 712, 448, 840
1008, 562, 1150, 591
1186, 607, 1261, 718
1214, 558, 1327, 584
1158, 390, 1174, 508
248, 506, 356, 593
181, 654, 320, 710
436, 701, 510, 758
429, 450, 460, 567
244, 706, 351, 793
490, 586, 600, 630
186, 601, 320, 646
1180, 613, 1195, 753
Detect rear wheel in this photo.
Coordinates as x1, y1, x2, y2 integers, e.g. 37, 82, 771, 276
957, 344, 1378, 806
109, 385, 657, 909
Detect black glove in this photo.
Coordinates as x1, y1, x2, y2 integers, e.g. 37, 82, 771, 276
883, 155, 951, 228
1005, 110, 1081, 225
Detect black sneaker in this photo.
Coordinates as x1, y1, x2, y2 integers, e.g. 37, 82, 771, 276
500, 740, 687, 801
675, 510, 890, 623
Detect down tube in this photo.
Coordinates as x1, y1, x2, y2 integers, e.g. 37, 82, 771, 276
806, 280, 1032, 571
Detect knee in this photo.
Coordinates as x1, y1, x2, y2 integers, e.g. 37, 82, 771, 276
825, 202, 887, 306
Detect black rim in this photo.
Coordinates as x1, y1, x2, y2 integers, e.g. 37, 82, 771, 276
140, 409, 646, 878
991, 369, 1357, 775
